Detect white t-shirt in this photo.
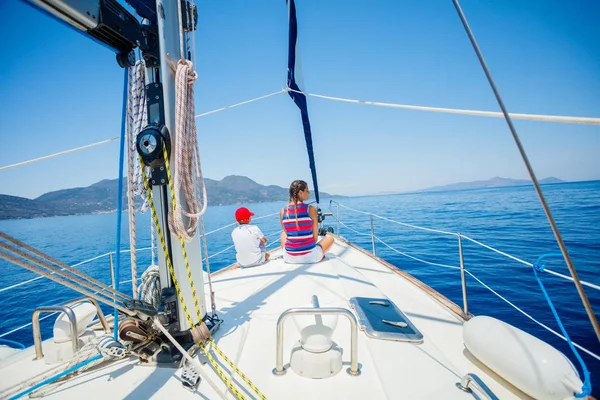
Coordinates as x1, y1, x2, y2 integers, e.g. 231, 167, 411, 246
231, 224, 265, 267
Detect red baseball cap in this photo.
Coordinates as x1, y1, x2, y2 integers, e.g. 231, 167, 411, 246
235, 207, 254, 222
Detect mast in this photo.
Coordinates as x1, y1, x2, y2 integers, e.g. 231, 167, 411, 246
151, 0, 206, 332
28, 0, 207, 335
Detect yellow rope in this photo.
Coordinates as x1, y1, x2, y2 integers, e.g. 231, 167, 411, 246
141, 160, 194, 326
142, 162, 244, 399
142, 148, 266, 400
208, 339, 267, 399
200, 343, 245, 400
162, 145, 203, 322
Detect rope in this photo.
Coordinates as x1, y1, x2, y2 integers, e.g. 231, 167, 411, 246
200, 216, 217, 314
207, 244, 235, 260
142, 168, 246, 400
0, 233, 131, 301
126, 64, 137, 299
0, 250, 136, 318
138, 265, 161, 310
329, 208, 600, 361
332, 202, 600, 291
0, 246, 148, 294
151, 216, 156, 265
0, 138, 119, 171
125, 60, 149, 299
452, 0, 600, 344
287, 88, 600, 125
194, 90, 286, 118
543, 269, 600, 291
335, 217, 459, 270
0, 241, 134, 314
168, 57, 208, 241
141, 161, 197, 326
206, 338, 267, 400
533, 254, 592, 397
162, 145, 203, 322
333, 202, 457, 236
113, 66, 129, 339
3, 335, 121, 399
153, 321, 226, 399
1, 276, 141, 339
6, 355, 103, 400
143, 150, 265, 399
0, 251, 110, 294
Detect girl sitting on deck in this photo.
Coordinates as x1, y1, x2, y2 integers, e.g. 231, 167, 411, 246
280, 180, 334, 263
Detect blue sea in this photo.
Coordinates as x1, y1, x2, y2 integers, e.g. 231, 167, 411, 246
1, 181, 599, 394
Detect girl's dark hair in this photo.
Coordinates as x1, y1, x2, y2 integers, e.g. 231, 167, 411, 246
289, 180, 308, 204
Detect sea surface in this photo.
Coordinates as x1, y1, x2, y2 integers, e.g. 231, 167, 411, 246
1, 181, 599, 394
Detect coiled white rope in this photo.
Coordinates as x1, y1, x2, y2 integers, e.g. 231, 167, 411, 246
138, 265, 161, 309
168, 58, 208, 242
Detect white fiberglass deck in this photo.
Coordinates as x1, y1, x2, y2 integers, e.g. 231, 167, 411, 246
0, 236, 532, 399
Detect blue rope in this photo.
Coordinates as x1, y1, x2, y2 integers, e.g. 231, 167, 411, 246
113, 67, 129, 340
8, 354, 103, 400
0, 338, 25, 350
533, 253, 592, 398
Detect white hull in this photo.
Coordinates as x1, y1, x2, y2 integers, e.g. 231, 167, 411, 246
0, 235, 535, 399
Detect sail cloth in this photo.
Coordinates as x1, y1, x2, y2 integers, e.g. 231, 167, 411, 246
287, 0, 321, 205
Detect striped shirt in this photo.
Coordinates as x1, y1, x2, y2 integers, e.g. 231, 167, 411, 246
282, 203, 316, 256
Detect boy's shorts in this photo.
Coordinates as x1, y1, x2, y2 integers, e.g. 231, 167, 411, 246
240, 243, 267, 268
240, 251, 266, 268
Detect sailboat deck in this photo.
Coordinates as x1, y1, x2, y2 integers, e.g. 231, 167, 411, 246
0, 236, 530, 399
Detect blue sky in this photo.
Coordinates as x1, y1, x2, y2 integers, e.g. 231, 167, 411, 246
1, 0, 599, 199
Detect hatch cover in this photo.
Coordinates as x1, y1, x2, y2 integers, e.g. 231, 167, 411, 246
350, 297, 423, 343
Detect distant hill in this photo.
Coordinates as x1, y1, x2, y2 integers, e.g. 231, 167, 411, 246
417, 176, 565, 193
0, 176, 335, 220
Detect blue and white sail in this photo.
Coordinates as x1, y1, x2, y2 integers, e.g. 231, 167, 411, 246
287, 0, 320, 204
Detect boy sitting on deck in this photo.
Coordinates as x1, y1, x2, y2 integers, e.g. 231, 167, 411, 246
231, 207, 270, 268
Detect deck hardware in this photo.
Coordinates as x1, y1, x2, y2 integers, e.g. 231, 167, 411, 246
456, 373, 499, 399
370, 213, 376, 255
458, 234, 469, 316
181, 360, 201, 392
382, 320, 408, 329
33, 306, 78, 360
274, 307, 360, 376
351, 297, 423, 342
33, 297, 110, 360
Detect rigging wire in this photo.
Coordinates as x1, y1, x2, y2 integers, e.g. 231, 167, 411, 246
286, 88, 600, 125
0, 138, 119, 171
452, 0, 600, 344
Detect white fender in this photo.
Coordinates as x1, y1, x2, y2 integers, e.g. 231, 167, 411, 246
464, 316, 585, 400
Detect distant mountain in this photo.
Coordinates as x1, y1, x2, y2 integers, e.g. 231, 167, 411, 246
417, 176, 565, 193
0, 175, 335, 220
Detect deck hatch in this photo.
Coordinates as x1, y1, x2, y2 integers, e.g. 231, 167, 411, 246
350, 297, 423, 343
